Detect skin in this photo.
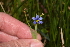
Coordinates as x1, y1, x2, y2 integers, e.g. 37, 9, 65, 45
0, 12, 43, 47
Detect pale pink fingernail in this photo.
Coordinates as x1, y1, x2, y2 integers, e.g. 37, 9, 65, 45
30, 39, 43, 47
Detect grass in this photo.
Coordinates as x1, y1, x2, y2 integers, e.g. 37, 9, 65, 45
0, 0, 70, 47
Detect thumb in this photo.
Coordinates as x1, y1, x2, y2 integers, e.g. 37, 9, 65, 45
0, 39, 43, 47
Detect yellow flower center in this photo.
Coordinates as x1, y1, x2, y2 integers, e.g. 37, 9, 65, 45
36, 20, 40, 22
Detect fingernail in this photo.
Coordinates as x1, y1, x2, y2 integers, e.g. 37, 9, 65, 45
30, 39, 43, 47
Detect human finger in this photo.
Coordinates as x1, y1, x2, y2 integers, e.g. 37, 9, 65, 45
0, 12, 32, 39
0, 39, 43, 47
0, 31, 41, 42
0, 31, 18, 42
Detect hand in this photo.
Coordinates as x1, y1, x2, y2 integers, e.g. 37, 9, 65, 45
0, 12, 43, 47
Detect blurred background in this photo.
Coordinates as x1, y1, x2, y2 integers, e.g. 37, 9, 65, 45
0, 0, 70, 47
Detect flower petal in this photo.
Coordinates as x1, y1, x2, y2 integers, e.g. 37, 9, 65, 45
36, 15, 39, 19
33, 21, 37, 24
32, 17, 36, 20
38, 21, 43, 24
38, 17, 43, 20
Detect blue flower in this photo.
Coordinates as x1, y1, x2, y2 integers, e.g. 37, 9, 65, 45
32, 15, 43, 24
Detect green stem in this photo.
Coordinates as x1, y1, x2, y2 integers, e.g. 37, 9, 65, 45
35, 24, 37, 31
35, 24, 37, 39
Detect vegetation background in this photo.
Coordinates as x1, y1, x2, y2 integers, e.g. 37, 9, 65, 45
0, 0, 70, 47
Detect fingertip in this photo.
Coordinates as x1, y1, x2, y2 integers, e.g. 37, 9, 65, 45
30, 39, 43, 47
17, 39, 44, 47
37, 33, 42, 40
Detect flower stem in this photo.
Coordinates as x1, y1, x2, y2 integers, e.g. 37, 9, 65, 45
35, 24, 37, 39
35, 24, 37, 31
